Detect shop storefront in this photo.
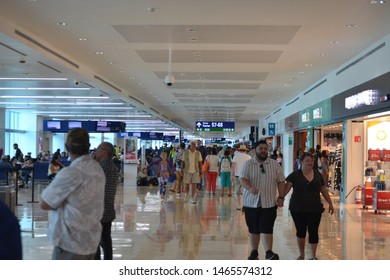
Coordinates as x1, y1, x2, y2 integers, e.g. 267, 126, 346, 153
332, 71, 390, 205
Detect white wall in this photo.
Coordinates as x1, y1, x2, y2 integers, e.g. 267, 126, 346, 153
262, 33, 390, 127
343, 120, 364, 204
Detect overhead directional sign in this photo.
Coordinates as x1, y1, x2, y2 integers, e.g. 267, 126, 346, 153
195, 121, 235, 132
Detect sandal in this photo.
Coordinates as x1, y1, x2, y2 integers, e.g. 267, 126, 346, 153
309, 257, 318, 260
297, 256, 304, 260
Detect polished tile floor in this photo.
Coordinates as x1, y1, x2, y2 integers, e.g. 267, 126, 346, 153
13, 182, 390, 260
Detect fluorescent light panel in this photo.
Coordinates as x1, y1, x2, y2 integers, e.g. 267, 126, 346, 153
48, 114, 151, 117
0, 102, 122, 105
0, 78, 68, 81
0, 95, 108, 99
0, 87, 90, 90
32, 107, 135, 112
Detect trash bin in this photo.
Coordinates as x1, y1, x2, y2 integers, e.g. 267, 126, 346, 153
0, 186, 16, 214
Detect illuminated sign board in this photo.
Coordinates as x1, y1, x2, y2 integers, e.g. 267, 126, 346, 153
313, 108, 323, 120
301, 113, 310, 123
345, 89, 379, 110
195, 121, 235, 132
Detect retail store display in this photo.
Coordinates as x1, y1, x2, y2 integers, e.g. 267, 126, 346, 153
333, 144, 342, 192
363, 155, 390, 213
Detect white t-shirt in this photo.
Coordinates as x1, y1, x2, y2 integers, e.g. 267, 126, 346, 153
206, 155, 219, 172
232, 152, 252, 177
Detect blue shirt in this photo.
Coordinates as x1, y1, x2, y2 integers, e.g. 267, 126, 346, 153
0, 200, 22, 260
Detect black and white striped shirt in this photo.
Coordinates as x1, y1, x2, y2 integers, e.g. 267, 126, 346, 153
240, 157, 285, 208
100, 159, 118, 223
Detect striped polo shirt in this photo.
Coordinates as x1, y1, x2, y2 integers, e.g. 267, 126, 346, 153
240, 157, 285, 208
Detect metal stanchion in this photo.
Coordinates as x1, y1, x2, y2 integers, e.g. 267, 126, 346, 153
27, 168, 38, 203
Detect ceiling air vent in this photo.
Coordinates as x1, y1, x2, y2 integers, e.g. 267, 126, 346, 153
37, 61, 61, 73
94, 75, 121, 92
15, 29, 79, 68
273, 108, 282, 115
0, 41, 27, 56
149, 107, 160, 114
128, 95, 144, 105
336, 42, 386, 76
303, 79, 327, 96
286, 97, 299, 107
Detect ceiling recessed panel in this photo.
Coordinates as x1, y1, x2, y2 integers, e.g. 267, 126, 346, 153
171, 82, 260, 90
155, 71, 268, 81
136, 50, 282, 63
113, 25, 300, 45
178, 98, 251, 103
173, 93, 255, 99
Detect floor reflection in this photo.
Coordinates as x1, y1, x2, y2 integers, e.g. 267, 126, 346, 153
13, 184, 390, 260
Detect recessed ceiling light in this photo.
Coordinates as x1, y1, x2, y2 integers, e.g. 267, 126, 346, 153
305, 63, 313, 67
318, 53, 326, 57
109, 61, 117, 65
189, 38, 199, 42
331, 40, 340, 44
120, 70, 126, 73
346, 24, 358, 28
78, 38, 87, 41
147, 7, 155, 12
56, 22, 67, 26
95, 51, 104, 55
370, 0, 386, 4
193, 52, 202, 56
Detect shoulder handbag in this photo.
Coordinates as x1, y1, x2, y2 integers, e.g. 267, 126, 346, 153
202, 160, 209, 174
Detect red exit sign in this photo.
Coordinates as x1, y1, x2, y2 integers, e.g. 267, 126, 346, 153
354, 136, 361, 142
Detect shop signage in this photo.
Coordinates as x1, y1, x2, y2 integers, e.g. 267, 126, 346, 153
374, 191, 390, 211
345, 89, 379, 110
368, 149, 381, 161
289, 137, 293, 145
354, 136, 361, 142
332, 71, 390, 120
284, 112, 299, 132
298, 99, 331, 128
383, 150, 390, 162
301, 112, 310, 123
313, 107, 323, 119
268, 123, 276, 135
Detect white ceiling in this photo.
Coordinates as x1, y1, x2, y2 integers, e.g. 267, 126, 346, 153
1, 0, 390, 138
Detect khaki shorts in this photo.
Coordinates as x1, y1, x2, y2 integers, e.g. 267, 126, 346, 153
234, 176, 243, 196
184, 172, 200, 184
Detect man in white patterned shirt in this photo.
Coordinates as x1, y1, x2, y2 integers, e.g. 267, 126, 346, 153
41, 128, 105, 260
240, 140, 285, 260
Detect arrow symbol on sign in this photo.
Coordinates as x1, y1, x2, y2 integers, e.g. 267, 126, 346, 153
196, 122, 202, 127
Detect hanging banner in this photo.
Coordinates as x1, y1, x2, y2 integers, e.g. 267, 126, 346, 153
124, 136, 138, 163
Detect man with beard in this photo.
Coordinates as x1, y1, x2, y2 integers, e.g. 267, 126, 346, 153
240, 140, 285, 260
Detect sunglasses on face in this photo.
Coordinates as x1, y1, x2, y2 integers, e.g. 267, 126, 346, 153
260, 163, 265, 174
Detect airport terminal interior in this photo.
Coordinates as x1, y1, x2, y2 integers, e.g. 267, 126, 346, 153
1, 1, 390, 260
15, 180, 390, 260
